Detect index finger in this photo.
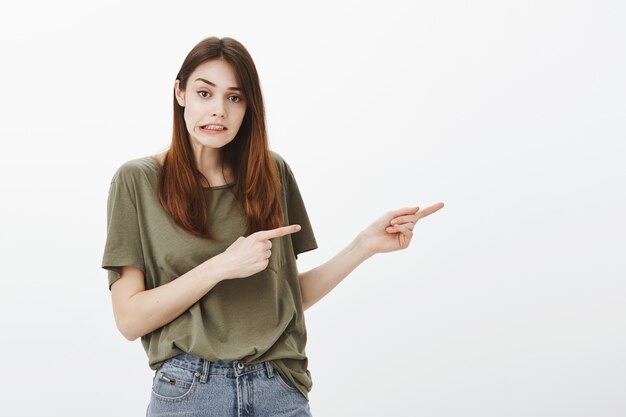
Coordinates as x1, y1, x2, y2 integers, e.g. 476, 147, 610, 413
253, 224, 301, 240
416, 202, 445, 220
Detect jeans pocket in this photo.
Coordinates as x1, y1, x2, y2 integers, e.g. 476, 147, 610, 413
274, 369, 299, 392
151, 362, 198, 402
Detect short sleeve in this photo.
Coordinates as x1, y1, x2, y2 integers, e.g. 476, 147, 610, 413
284, 161, 318, 259
101, 178, 145, 291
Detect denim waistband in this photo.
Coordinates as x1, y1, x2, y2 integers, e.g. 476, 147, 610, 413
162, 352, 276, 384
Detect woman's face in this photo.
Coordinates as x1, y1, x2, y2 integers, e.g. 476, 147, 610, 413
174, 59, 247, 151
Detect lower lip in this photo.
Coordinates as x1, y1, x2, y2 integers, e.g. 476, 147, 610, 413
200, 127, 227, 134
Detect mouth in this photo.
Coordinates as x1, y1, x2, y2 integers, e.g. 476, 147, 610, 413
200, 124, 228, 133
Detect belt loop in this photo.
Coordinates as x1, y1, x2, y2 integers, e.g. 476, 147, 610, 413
199, 359, 210, 383
265, 361, 274, 378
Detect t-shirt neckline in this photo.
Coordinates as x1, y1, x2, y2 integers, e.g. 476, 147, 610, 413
146, 155, 236, 190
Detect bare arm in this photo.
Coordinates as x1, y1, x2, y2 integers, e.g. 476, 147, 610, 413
298, 237, 372, 311
299, 204, 444, 311
111, 255, 227, 341
110, 224, 302, 341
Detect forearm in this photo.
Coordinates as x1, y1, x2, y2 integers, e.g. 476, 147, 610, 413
124, 256, 226, 340
299, 236, 373, 311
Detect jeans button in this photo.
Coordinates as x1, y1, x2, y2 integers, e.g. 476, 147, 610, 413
237, 362, 244, 369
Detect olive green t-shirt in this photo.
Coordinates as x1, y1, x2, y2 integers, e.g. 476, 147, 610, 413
101, 150, 318, 400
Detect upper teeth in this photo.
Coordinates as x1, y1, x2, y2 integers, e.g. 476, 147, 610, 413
204, 125, 225, 130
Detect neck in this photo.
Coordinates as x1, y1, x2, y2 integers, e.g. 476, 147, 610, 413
190, 142, 232, 186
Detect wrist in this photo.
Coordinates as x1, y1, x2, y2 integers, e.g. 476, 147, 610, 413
352, 234, 375, 262
204, 253, 230, 283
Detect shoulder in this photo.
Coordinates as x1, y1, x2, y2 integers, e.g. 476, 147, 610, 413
109, 156, 158, 186
270, 149, 287, 171
270, 150, 302, 193
269, 150, 296, 179
270, 149, 290, 182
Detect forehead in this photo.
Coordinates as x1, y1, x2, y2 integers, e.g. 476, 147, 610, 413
190, 59, 239, 86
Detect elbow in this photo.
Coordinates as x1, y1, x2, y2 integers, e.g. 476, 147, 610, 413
119, 324, 140, 342
121, 328, 140, 342
115, 316, 141, 341
112, 294, 143, 341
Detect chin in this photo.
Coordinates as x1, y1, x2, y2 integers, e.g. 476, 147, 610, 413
190, 134, 235, 149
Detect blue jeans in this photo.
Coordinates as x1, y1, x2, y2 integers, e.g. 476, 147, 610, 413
146, 352, 313, 417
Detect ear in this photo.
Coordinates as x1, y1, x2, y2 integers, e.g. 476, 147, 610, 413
174, 79, 185, 107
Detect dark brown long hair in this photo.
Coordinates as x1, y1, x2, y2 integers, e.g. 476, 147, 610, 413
157, 36, 284, 240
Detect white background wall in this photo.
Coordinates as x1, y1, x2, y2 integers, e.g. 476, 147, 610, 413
0, 0, 624, 416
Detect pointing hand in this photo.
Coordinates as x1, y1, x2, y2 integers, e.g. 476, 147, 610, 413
220, 224, 302, 280
356, 203, 444, 256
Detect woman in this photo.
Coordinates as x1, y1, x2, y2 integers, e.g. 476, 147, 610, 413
101, 36, 444, 417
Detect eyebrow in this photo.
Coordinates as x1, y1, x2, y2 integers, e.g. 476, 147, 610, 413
194, 78, 242, 91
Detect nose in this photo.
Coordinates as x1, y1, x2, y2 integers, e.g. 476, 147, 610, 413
209, 98, 227, 118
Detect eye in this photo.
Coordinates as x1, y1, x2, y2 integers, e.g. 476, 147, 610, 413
198, 91, 243, 103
